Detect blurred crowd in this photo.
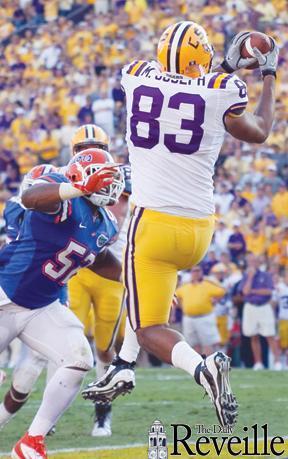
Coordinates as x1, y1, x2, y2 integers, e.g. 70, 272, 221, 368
0, 0, 287, 368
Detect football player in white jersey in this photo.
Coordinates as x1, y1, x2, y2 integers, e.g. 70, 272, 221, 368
83, 23, 278, 428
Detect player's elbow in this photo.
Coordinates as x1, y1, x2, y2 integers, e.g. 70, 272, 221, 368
238, 130, 269, 144
238, 129, 269, 144
226, 115, 271, 144
252, 131, 269, 144
249, 120, 272, 143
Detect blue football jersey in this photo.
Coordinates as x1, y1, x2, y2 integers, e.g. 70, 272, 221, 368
0, 173, 118, 309
4, 189, 69, 306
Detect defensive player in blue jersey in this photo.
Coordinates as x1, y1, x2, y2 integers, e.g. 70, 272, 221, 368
0, 164, 68, 434
0, 129, 131, 438
0, 148, 124, 459
0, 134, 131, 438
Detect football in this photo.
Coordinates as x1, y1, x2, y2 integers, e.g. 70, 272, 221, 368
240, 31, 272, 69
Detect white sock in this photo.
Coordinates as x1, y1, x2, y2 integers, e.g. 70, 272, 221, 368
171, 341, 203, 378
119, 318, 140, 363
96, 359, 107, 380
28, 366, 86, 436
0, 402, 13, 427
46, 360, 58, 385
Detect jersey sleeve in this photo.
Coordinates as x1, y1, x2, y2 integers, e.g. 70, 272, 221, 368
31, 172, 72, 224
220, 74, 248, 126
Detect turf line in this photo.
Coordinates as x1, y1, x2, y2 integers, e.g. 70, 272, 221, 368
1, 437, 287, 457
0, 443, 146, 457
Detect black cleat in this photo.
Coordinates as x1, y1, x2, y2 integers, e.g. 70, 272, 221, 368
82, 356, 136, 404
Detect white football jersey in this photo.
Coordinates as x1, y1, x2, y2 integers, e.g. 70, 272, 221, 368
121, 61, 248, 218
275, 282, 288, 320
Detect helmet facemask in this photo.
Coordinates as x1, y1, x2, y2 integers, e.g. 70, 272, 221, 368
84, 162, 125, 207
66, 148, 125, 207
73, 141, 109, 154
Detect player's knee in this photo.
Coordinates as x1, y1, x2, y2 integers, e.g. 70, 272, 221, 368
136, 329, 144, 348
73, 343, 94, 371
136, 325, 160, 349
64, 336, 94, 371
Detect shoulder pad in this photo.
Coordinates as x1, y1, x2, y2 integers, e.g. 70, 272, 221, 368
122, 60, 157, 77
35, 172, 69, 185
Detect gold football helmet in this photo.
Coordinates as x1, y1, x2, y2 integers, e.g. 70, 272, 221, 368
157, 21, 213, 78
71, 124, 109, 155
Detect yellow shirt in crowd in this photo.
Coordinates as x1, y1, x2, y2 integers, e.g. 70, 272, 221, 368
268, 240, 288, 267
17, 153, 38, 175
245, 233, 266, 256
176, 280, 225, 316
241, 190, 255, 202
272, 191, 288, 219
37, 136, 59, 161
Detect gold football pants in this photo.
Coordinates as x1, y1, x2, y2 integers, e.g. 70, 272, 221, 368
124, 207, 214, 330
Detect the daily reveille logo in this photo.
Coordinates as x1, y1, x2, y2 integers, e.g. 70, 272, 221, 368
148, 421, 286, 457
148, 420, 168, 459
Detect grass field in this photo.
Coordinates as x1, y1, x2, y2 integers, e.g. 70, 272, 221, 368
0, 368, 287, 458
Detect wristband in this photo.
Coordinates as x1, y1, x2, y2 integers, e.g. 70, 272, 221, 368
220, 60, 234, 74
262, 69, 276, 79
59, 182, 83, 201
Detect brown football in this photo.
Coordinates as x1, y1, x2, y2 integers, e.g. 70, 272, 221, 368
240, 32, 272, 69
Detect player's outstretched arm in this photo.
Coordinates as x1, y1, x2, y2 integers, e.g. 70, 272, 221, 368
225, 74, 275, 143
225, 40, 278, 144
22, 183, 67, 213
22, 168, 117, 212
